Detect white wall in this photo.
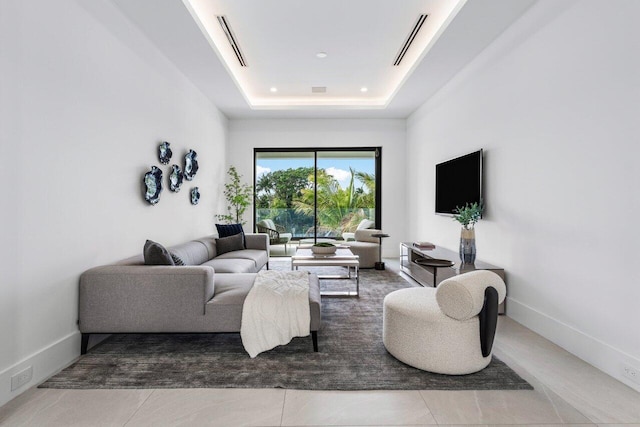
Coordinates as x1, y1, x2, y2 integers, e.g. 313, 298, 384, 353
0, 0, 228, 405
406, 0, 640, 390
228, 119, 406, 257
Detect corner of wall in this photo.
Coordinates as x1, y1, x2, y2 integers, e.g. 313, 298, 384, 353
0, 332, 80, 407
508, 298, 640, 393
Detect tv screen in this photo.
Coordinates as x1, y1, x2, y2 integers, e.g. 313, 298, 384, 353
435, 149, 483, 215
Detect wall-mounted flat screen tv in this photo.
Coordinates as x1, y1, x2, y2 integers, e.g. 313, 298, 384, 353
435, 149, 483, 215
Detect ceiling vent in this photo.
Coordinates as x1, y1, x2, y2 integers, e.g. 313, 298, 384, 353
311, 86, 327, 93
216, 15, 247, 67
393, 14, 428, 66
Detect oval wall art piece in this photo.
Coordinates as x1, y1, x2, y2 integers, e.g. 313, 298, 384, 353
158, 141, 172, 165
191, 187, 200, 205
184, 150, 199, 181
169, 164, 183, 192
143, 166, 163, 205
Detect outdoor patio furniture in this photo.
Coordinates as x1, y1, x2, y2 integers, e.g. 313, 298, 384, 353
256, 219, 292, 251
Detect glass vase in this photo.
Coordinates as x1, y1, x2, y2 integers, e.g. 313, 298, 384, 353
459, 228, 476, 264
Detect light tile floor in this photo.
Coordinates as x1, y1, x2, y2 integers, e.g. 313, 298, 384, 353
1, 259, 639, 426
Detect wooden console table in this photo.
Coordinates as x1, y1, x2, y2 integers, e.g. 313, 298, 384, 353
400, 242, 506, 314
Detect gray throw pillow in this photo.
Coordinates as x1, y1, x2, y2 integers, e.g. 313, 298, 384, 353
216, 233, 245, 255
215, 223, 246, 246
170, 252, 185, 266
143, 240, 175, 265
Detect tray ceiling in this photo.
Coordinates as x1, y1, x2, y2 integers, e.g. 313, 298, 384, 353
112, 0, 536, 118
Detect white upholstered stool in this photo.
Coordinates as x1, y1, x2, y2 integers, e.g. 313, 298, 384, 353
382, 270, 506, 375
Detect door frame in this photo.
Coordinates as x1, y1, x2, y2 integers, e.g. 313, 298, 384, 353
253, 147, 382, 240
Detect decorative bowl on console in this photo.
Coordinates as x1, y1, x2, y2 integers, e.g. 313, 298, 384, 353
311, 243, 337, 255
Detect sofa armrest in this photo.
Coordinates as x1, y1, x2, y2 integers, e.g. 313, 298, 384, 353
79, 265, 214, 332
244, 233, 269, 251
354, 228, 382, 243
436, 270, 506, 320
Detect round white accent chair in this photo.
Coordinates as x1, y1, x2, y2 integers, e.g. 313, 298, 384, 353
383, 270, 506, 375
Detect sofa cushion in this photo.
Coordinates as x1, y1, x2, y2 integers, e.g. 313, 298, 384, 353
203, 258, 257, 273
215, 249, 269, 270
143, 240, 175, 266
168, 241, 210, 266
209, 274, 256, 306
205, 274, 257, 333
244, 234, 269, 251
193, 236, 217, 259
206, 273, 322, 332
216, 233, 245, 255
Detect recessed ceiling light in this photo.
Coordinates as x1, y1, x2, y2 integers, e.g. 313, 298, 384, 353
186, 1, 466, 109
270, 87, 277, 93
360, 87, 368, 93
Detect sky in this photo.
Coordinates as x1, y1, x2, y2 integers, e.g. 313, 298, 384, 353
256, 157, 375, 189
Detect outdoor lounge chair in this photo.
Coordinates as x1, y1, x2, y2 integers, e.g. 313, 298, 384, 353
256, 219, 292, 251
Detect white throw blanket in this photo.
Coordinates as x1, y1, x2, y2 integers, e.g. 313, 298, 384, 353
240, 270, 311, 358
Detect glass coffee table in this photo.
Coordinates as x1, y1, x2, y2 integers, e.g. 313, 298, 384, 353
291, 247, 360, 297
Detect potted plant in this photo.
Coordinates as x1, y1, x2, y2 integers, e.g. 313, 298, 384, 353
311, 242, 337, 255
215, 166, 253, 225
453, 201, 483, 264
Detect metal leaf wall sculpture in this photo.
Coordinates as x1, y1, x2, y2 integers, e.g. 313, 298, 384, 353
143, 166, 163, 205
191, 187, 200, 205
169, 164, 183, 192
158, 141, 172, 165
184, 150, 199, 181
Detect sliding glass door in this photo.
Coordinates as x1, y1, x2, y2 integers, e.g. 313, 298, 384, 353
254, 151, 315, 239
254, 148, 380, 242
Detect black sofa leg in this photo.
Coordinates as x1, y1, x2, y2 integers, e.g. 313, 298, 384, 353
81, 333, 89, 355
311, 331, 318, 352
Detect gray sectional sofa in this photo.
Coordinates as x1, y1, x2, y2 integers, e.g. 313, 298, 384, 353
79, 233, 321, 354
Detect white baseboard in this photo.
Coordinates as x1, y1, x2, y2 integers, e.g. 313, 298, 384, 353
2, 303, 638, 408
0, 331, 80, 407
507, 297, 640, 393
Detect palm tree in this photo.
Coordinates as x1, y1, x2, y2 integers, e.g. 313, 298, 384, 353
294, 168, 374, 235
355, 171, 375, 205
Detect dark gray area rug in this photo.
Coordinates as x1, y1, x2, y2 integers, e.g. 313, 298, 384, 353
41, 260, 532, 390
